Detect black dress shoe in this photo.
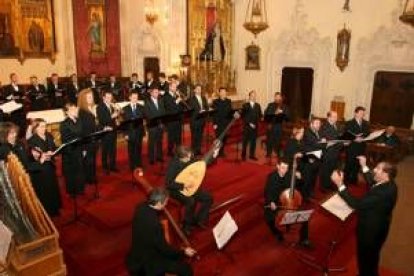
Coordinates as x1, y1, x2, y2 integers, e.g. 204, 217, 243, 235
249, 156, 258, 161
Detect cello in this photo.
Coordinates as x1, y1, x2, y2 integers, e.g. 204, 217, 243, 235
279, 155, 303, 211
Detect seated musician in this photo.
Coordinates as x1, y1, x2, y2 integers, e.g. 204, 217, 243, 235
376, 126, 400, 147
126, 187, 196, 276
264, 158, 312, 247
166, 145, 218, 235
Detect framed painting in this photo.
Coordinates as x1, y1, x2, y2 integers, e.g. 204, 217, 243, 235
245, 43, 260, 70
0, 0, 56, 64
86, 0, 106, 58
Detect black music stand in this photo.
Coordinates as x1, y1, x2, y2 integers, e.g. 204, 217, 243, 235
298, 200, 350, 275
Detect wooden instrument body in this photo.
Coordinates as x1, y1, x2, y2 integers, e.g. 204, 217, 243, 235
175, 161, 207, 197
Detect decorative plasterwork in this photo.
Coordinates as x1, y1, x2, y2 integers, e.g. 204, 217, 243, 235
355, 4, 414, 117
265, 0, 332, 116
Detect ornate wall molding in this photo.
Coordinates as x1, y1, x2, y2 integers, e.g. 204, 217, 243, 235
265, 0, 333, 116
356, 6, 414, 118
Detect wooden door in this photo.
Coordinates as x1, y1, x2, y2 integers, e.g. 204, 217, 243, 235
371, 71, 414, 128
281, 67, 314, 121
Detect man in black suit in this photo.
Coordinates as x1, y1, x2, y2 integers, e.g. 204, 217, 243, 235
128, 73, 145, 100
166, 146, 215, 235
3, 73, 26, 135
97, 91, 118, 174
212, 87, 232, 157
144, 87, 166, 164
47, 73, 66, 108
241, 90, 262, 160
122, 91, 145, 171
145, 71, 156, 95
126, 188, 195, 276
27, 75, 48, 111
84, 72, 101, 104
66, 73, 81, 104
302, 118, 325, 200
376, 126, 400, 147
189, 84, 208, 156
106, 74, 123, 101
264, 92, 289, 157
158, 72, 169, 96
319, 111, 342, 191
171, 74, 189, 98
264, 158, 312, 247
331, 156, 398, 276
164, 82, 185, 156
344, 106, 370, 185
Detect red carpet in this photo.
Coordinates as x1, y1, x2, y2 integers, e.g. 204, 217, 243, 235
51, 133, 403, 276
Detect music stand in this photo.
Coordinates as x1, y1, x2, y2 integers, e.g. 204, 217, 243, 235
298, 195, 352, 275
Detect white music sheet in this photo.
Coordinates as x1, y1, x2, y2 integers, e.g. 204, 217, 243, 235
322, 194, 354, 221
26, 109, 65, 124
0, 101, 23, 114
213, 211, 238, 250
279, 209, 314, 225
361, 129, 385, 142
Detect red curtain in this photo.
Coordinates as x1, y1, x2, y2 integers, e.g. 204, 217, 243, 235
206, 5, 217, 36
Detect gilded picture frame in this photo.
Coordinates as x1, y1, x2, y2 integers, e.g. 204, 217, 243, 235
245, 43, 260, 70
0, 0, 56, 64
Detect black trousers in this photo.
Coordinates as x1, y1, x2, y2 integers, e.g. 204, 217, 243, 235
344, 143, 366, 184
242, 126, 257, 158
266, 124, 282, 156
148, 126, 163, 162
167, 120, 182, 155
357, 237, 385, 276
169, 189, 213, 227
320, 155, 339, 189
83, 143, 97, 183
264, 208, 308, 241
302, 160, 320, 200
101, 132, 117, 171
190, 120, 205, 155
127, 134, 143, 170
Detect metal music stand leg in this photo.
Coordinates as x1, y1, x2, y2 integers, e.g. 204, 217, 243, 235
62, 194, 89, 226
298, 221, 347, 275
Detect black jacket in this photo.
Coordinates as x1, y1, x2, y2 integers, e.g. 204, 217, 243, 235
344, 118, 370, 154
339, 171, 397, 245
66, 82, 81, 103
241, 102, 262, 130
264, 103, 289, 125
212, 98, 232, 128
264, 171, 291, 205
189, 95, 208, 123
122, 103, 145, 139
96, 102, 117, 129
320, 121, 342, 159
144, 97, 166, 128
78, 109, 99, 137
126, 203, 183, 273
3, 84, 25, 103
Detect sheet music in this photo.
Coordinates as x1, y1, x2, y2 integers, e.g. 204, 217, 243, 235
0, 220, 13, 265
213, 211, 238, 250
26, 109, 65, 124
361, 129, 385, 142
322, 194, 354, 221
0, 101, 23, 113
306, 150, 322, 159
52, 138, 79, 156
279, 210, 314, 225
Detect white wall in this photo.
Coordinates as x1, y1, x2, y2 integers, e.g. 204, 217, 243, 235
0, 0, 76, 85
233, 0, 414, 119
119, 0, 187, 79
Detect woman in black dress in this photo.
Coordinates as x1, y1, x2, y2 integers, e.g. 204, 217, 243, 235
27, 118, 62, 216
77, 89, 99, 185
60, 102, 85, 197
0, 122, 32, 166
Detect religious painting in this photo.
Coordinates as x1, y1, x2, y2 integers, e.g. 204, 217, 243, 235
245, 43, 260, 70
187, 0, 235, 95
86, 0, 106, 58
0, 0, 56, 63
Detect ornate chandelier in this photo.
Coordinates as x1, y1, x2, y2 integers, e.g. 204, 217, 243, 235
400, 0, 414, 26
243, 0, 269, 37
144, 0, 159, 26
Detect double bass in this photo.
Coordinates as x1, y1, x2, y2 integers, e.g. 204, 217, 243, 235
279, 155, 303, 210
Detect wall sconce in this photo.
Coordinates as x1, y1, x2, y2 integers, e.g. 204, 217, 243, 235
400, 0, 414, 26
144, 0, 159, 26
336, 25, 351, 72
